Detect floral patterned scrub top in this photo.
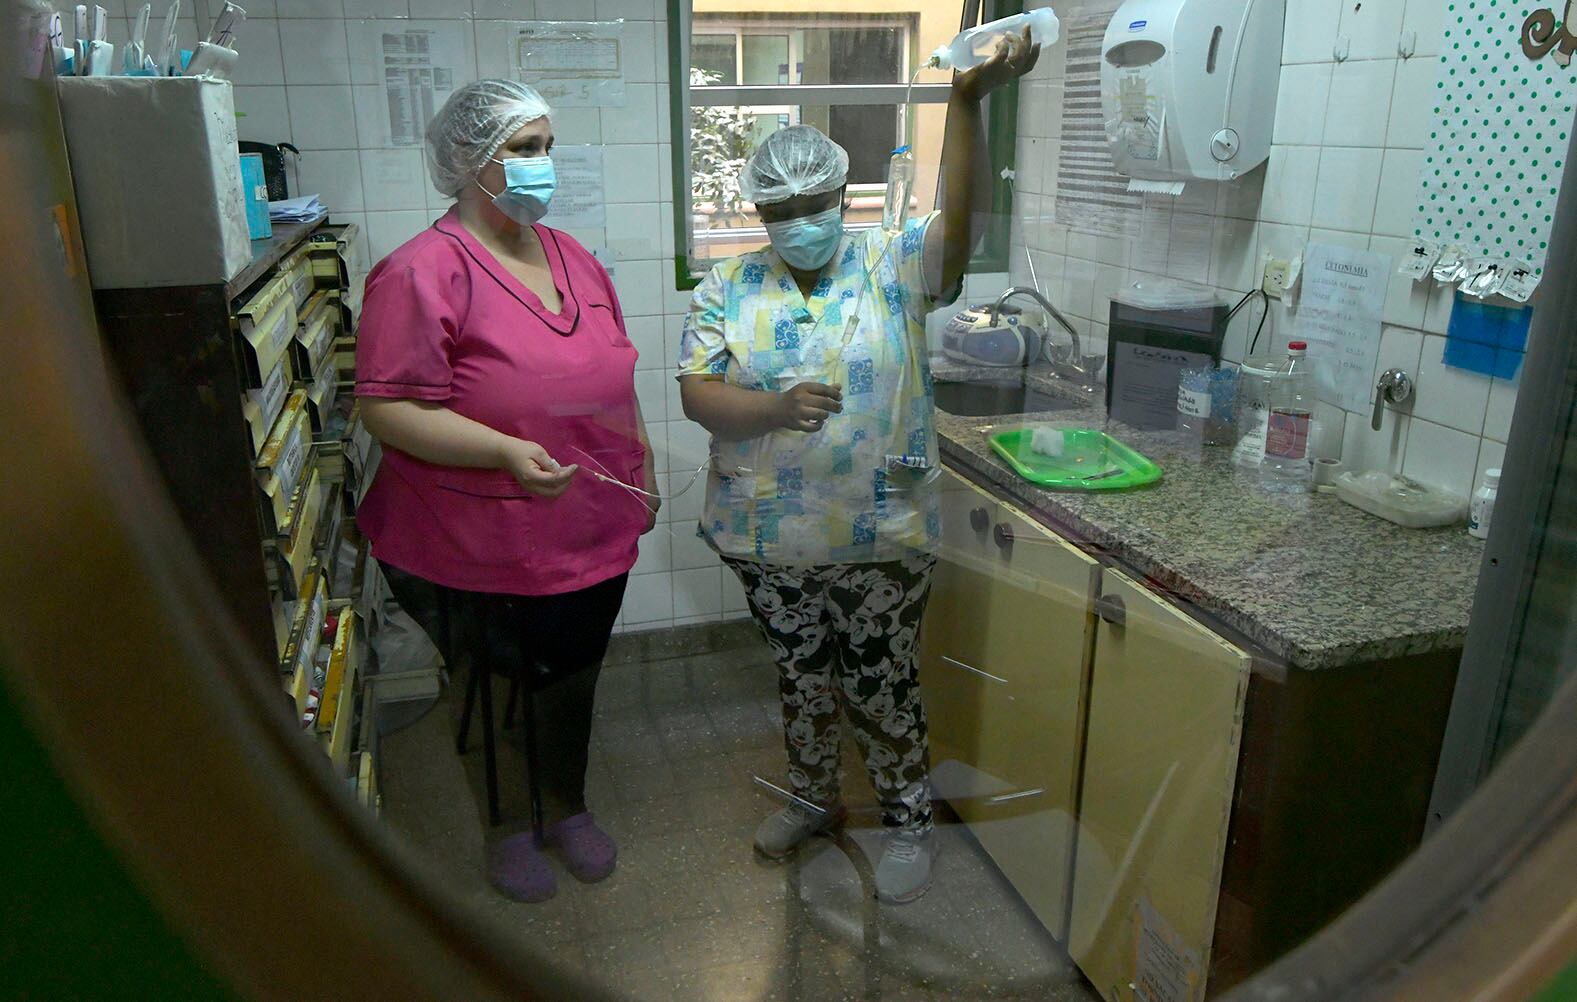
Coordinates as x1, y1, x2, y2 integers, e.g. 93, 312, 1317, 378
676, 211, 944, 567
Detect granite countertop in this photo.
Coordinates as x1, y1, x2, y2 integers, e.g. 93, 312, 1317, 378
930, 362, 1483, 670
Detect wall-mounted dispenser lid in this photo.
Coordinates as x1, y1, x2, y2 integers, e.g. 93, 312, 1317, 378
1113, 278, 1222, 310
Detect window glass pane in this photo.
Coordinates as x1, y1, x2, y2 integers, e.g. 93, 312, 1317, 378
691, 33, 737, 85
741, 33, 790, 85
797, 26, 904, 86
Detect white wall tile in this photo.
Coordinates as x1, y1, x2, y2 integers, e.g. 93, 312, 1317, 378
1414, 334, 1491, 434
1217, 168, 1266, 220
1311, 146, 1381, 231
1337, 0, 1406, 60
1371, 236, 1431, 328
622, 572, 674, 623
671, 527, 718, 570
631, 532, 671, 575
1273, 63, 1333, 146
364, 209, 431, 262
286, 86, 358, 150
1422, 280, 1454, 333
597, 0, 658, 19
603, 143, 661, 204
1402, 0, 1446, 57
619, 18, 658, 83
1256, 221, 1310, 264
1475, 439, 1506, 486
613, 258, 664, 316
552, 109, 603, 145
1372, 149, 1425, 238
472, 0, 531, 16
348, 19, 477, 86
722, 570, 750, 614
410, 0, 475, 16
295, 149, 365, 211
275, 0, 339, 17
1403, 418, 1479, 496
1484, 375, 1518, 442
1342, 408, 1410, 474
1323, 58, 1395, 147
1260, 145, 1320, 225
666, 419, 711, 475
1375, 324, 1425, 388
603, 83, 661, 143
1283, 0, 1342, 63
1386, 56, 1436, 148
672, 566, 723, 618
633, 369, 667, 421
343, 0, 411, 18
229, 19, 286, 86
279, 19, 351, 83
625, 315, 665, 369
605, 205, 662, 261
1313, 401, 1347, 459
534, 0, 584, 17
235, 86, 293, 142
360, 147, 429, 210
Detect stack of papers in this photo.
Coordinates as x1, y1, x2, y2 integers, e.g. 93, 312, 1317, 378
269, 194, 326, 223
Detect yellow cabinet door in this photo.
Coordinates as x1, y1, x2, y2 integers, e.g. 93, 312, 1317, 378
1069, 567, 1251, 1002
920, 469, 1099, 940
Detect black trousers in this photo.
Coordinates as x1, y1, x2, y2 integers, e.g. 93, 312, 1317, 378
381, 564, 627, 822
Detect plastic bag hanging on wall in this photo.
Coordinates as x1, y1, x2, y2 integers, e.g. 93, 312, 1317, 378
507, 19, 627, 108
1410, 0, 1577, 294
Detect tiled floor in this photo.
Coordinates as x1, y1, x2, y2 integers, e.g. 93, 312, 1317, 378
380, 629, 1100, 1002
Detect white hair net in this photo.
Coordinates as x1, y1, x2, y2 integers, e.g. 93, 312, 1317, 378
425, 79, 552, 197
739, 125, 849, 205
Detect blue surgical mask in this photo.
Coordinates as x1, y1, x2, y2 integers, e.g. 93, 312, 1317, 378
764, 206, 845, 271
478, 154, 556, 224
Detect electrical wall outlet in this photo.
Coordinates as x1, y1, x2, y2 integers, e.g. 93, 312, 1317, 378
1262, 256, 1292, 298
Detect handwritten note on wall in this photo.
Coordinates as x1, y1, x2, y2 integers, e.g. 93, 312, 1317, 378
1296, 244, 1389, 413
538, 145, 605, 230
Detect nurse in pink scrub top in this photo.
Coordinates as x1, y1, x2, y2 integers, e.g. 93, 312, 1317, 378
355, 80, 654, 904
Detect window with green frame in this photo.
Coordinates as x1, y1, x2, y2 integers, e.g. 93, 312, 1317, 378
665, 0, 1023, 290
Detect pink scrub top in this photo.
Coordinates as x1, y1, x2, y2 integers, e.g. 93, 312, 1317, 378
355, 207, 648, 596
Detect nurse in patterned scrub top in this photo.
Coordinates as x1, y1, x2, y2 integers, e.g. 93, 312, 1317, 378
676, 30, 1040, 903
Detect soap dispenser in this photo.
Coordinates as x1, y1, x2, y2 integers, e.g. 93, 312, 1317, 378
1100, 0, 1285, 189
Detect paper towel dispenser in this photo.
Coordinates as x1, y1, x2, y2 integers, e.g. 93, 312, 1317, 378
1101, 0, 1284, 190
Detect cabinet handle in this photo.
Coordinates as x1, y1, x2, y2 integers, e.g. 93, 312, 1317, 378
993, 522, 1014, 552
1095, 593, 1127, 627
969, 507, 989, 534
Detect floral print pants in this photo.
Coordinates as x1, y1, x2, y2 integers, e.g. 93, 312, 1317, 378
725, 552, 937, 833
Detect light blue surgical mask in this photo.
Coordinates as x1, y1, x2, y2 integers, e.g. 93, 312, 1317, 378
763, 206, 845, 271
478, 154, 556, 224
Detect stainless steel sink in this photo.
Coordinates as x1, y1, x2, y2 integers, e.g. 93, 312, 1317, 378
933, 380, 1083, 417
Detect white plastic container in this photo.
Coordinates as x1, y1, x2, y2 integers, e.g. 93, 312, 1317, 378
882, 145, 915, 234
1468, 467, 1501, 539
1260, 341, 1314, 493
929, 8, 1059, 70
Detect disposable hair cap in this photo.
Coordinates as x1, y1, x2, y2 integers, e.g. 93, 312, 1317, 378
739, 125, 849, 205
426, 79, 553, 196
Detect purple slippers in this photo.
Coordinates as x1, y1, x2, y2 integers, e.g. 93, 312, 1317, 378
490, 832, 557, 903
546, 812, 618, 883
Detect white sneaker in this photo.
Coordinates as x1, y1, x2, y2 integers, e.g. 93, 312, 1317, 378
875, 829, 936, 903
753, 800, 846, 860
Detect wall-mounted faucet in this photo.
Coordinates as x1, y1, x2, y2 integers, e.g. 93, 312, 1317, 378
1372, 368, 1414, 430
989, 286, 1100, 384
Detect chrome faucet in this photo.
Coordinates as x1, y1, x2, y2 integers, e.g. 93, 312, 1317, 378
989, 286, 1096, 383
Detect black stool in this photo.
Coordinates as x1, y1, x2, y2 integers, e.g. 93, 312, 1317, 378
455, 658, 544, 842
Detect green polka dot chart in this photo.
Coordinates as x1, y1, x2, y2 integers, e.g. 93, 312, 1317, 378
1414, 0, 1577, 278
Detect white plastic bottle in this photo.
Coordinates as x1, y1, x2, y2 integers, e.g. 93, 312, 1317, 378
1260, 341, 1315, 493
1468, 467, 1500, 538
928, 7, 1059, 71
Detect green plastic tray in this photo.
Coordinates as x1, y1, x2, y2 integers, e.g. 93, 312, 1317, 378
987, 427, 1163, 490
